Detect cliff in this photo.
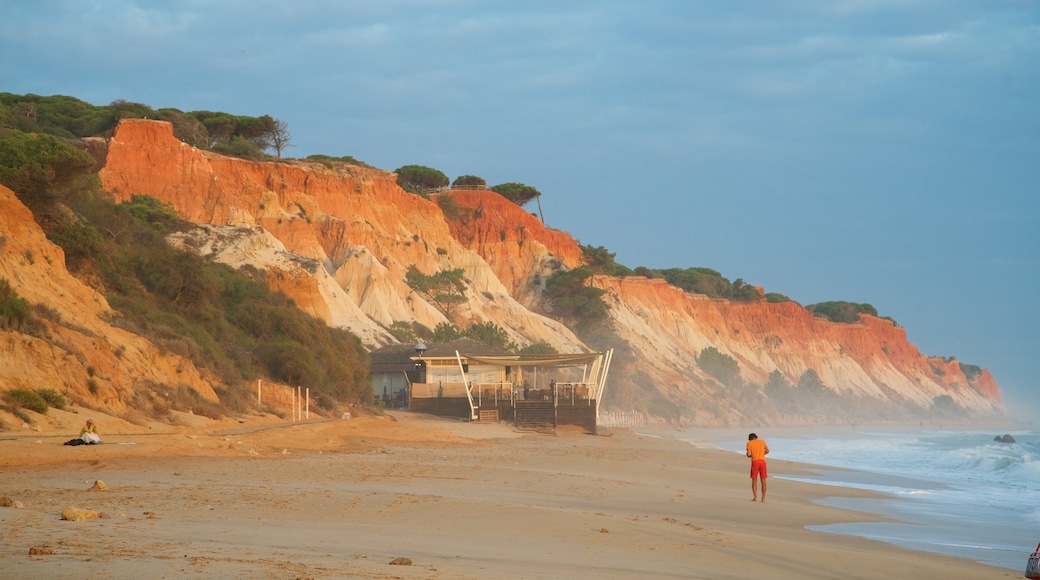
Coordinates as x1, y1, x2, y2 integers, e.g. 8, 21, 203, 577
0, 184, 220, 414
0, 119, 1003, 425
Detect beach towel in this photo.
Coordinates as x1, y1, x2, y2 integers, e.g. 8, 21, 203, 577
1027, 541, 1040, 579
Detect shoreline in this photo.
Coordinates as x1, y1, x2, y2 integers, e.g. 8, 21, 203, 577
661, 424, 1034, 572
0, 411, 1016, 579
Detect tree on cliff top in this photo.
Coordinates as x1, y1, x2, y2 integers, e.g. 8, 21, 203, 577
491, 182, 545, 223
395, 165, 449, 195
265, 118, 293, 158
490, 182, 540, 206
451, 175, 486, 188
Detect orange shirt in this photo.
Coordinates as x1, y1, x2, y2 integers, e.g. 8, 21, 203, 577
746, 439, 769, 461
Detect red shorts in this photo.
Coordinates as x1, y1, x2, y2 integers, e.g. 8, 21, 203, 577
750, 459, 768, 479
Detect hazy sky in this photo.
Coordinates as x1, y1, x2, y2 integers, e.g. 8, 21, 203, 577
3, 1, 1037, 418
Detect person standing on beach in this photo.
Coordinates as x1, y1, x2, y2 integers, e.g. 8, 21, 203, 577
746, 433, 769, 502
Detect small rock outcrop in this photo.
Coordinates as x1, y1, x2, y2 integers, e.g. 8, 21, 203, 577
61, 506, 100, 521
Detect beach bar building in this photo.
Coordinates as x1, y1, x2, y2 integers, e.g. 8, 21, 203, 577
368, 339, 613, 434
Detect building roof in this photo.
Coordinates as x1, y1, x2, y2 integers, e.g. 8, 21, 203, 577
368, 338, 513, 371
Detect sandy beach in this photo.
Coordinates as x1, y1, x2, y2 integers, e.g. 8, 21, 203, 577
0, 409, 1017, 579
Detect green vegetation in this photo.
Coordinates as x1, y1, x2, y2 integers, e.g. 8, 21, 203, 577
305, 154, 372, 168
959, 363, 982, 381
36, 388, 67, 410
542, 266, 608, 328
432, 321, 462, 343
490, 182, 541, 207
4, 388, 49, 414
518, 341, 558, 355
797, 368, 826, 394
695, 346, 743, 388
638, 267, 763, 301
0, 278, 37, 333
764, 292, 793, 303
405, 266, 468, 317
931, 394, 965, 416
0, 93, 290, 160
762, 369, 791, 399
426, 321, 519, 351
461, 321, 517, 351
388, 320, 419, 343
452, 175, 485, 188
74, 193, 370, 406
436, 193, 466, 221
394, 164, 449, 195
581, 245, 633, 276
806, 301, 880, 324
0, 129, 96, 210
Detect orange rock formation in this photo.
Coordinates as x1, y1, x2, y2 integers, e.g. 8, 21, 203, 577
0, 119, 1002, 424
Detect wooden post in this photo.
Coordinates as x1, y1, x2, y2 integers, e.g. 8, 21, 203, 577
257, 379, 261, 404
305, 387, 310, 419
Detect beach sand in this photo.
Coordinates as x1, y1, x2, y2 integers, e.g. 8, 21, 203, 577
0, 409, 1017, 579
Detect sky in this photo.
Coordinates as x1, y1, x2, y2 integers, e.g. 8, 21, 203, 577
2, 1, 1037, 419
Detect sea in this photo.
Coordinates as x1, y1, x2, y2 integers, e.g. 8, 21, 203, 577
680, 427, 1040, 572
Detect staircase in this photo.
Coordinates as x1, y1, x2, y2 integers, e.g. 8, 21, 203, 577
515, 401, 555, 432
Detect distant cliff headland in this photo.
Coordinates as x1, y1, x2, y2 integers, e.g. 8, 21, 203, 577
0, 94, 1003, 428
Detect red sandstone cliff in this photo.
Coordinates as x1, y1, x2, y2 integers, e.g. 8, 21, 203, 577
1, 118, 1002, 425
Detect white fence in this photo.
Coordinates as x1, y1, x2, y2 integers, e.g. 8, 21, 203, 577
596, 411, 647, 428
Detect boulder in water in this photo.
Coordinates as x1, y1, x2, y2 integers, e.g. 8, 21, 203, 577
993, 434, 1016, 443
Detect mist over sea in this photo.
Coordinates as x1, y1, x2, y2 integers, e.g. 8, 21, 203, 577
679, 427, 1040, 571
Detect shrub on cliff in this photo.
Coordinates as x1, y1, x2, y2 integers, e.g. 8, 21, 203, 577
805, 301, 877, 324
306, 154, 371, 168
4, 388, 49, 415
0, 278, 39, 334
959, 363, 982, 382
0, 129, 96, 209
581, 244, 633, 276
638, 266, 762, 302
543, 266, 608, 327
35, 388, 67, 410
696, 346, 743, 388
211, 136, 266, 161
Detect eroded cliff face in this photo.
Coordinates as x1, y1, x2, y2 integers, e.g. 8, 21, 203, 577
14, 117, 998, 423
0, 185, 219, 412
98, 120, 584, 352
594, 276, 1001, 419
